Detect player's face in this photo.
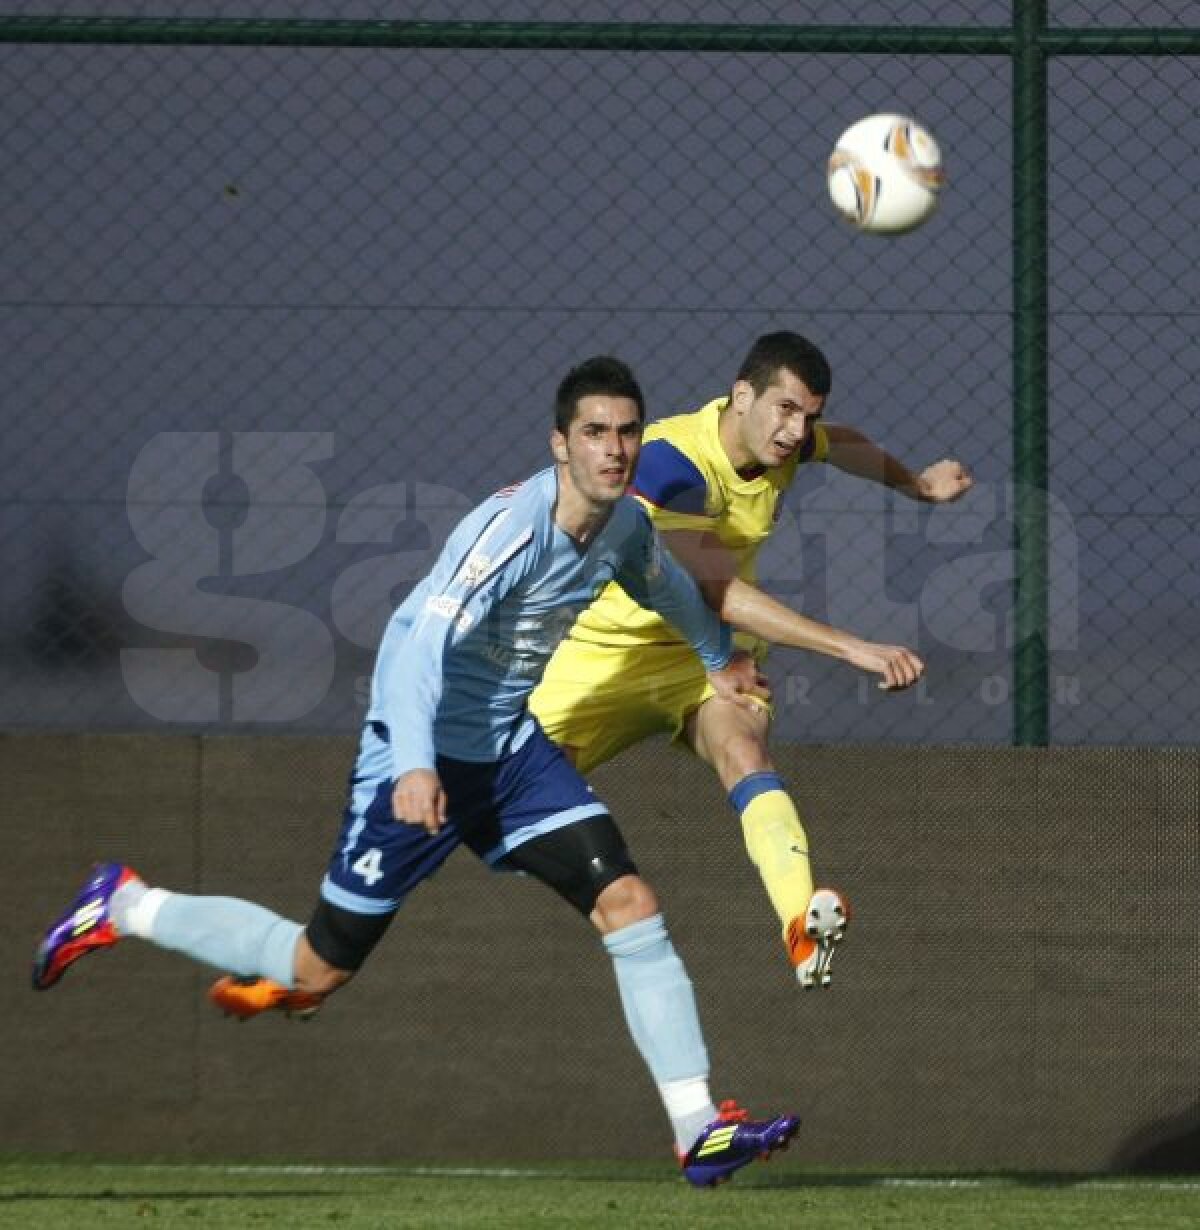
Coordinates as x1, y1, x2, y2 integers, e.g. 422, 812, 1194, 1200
728, 368, 825, 471
553, 394, 644, 507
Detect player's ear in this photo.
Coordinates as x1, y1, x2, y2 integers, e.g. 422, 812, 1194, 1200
550, 430, 569, 464
731, 380, 754, 413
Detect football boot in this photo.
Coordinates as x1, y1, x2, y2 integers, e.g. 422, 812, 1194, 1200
681, 1100, 800, 1187
32, 862, 139, 990
787, 887, 850, 989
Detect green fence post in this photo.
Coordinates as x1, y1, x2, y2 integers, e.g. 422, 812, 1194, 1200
1012, 0, 1049, 746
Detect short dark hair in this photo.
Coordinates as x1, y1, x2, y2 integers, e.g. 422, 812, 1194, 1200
735, 332, 832, 398
554, 356, 645, 434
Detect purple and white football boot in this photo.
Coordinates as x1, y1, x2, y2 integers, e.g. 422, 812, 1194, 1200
680, 1100, 801, 1187
32, 862, 140, 990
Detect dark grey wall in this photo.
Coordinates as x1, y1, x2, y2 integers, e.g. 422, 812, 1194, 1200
6, 734, 1198, 1171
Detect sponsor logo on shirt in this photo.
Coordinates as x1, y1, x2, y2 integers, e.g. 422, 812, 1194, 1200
478, 606, 581, 677
425, 594, 474, 631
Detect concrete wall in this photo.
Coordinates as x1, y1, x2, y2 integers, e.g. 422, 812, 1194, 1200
4, 734, 1198, 1171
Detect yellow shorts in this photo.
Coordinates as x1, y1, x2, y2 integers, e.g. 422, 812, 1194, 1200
528, 637, 715, 774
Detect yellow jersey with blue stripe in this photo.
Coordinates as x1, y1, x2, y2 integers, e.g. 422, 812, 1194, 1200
568, 396, 828, 657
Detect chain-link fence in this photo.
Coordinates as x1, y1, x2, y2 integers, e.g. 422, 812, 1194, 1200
2, 4, 1198, 743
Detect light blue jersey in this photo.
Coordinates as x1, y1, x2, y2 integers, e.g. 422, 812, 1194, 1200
368, 467, 732, 777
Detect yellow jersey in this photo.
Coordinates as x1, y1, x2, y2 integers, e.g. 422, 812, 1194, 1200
569, 396, 828, 657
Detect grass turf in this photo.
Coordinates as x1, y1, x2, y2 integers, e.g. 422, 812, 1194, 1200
2, 1161, 1200, 1228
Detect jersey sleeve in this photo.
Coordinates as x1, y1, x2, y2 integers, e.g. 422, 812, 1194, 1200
378, 507, 533, 778
630, 438, 719, 532
613, 507, 732, 671
802, 422, 830, 464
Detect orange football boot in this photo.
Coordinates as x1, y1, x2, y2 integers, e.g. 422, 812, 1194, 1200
208, 975, 324, 1021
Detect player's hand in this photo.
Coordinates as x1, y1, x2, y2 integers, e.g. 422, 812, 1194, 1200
707, 650, 771, 710
846, 641, 925, 692
917, 459, 973, 503
392, 769, 448, 835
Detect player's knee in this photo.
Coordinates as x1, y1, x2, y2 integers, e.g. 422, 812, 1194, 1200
302, 899, 394, 982
691, 703, 772, 785
500, 813, 640, 917
718, 732, 773, 784
592, 874, 660, 933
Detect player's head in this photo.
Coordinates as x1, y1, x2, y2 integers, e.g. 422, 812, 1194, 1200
553, 355, 646, 434
735, 331, 832, 399
551, 356, 645, 508
725, 332, 830, 472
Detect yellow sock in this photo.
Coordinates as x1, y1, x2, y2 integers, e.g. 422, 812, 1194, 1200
737, 785, 814, 942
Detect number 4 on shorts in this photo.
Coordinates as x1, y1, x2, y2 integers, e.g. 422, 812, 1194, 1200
352, 848, 384, 886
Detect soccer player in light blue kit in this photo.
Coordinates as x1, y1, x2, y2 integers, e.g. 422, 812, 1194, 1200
33, 357, 799, 1187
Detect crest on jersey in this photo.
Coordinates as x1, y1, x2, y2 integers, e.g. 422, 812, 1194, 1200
459, 553, 493, 585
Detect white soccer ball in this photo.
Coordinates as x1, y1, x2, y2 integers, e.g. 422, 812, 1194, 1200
827, 113, 944, 235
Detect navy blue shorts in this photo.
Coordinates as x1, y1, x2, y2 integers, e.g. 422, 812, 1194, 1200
320, 720, 609, 915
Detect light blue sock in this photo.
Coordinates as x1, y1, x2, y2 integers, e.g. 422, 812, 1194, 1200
129, 889, 303, 987
603, 913, 711, 1086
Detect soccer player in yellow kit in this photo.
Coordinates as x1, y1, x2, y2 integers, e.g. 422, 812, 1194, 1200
529, 332, 973, 987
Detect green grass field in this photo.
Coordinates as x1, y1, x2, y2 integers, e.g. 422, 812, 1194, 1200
2, 1161, 1199, 1229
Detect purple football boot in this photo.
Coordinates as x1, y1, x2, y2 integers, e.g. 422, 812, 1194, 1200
680, 1100, 801, 1188
32, 862, 140, 990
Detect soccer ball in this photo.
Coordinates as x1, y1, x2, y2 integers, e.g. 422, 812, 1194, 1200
827, 113, 944, 235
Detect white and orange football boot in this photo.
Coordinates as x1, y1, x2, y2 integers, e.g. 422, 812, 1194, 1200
786, 887, 850, 989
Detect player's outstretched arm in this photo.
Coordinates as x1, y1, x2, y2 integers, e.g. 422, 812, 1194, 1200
722, 577, 923, 691
822, 424, 973, 503
661, 528, 924, 691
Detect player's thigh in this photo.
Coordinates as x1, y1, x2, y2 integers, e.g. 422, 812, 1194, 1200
322, 725, 464, 916
449, 724, 639, 916
500, 812, 643, 918
450, 723, 611, 865
530, 639, 663, 771
312, 782, 462, 970
531, 638, 706, 773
